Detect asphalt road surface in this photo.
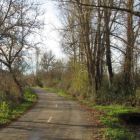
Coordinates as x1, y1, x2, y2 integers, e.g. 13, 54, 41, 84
0, 87, 92, 140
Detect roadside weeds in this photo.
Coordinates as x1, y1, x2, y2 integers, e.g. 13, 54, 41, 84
0, 87, 38, 129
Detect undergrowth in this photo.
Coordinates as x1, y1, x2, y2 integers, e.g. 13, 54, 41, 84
0, 87, 37, 126
43, 87, 139, 140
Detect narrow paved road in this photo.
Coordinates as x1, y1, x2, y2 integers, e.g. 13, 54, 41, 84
0, 87, 93, 140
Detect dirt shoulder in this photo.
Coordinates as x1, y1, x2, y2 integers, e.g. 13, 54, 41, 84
77, 100, 106, 140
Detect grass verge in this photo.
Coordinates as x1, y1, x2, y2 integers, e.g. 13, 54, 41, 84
43, 87, 139, 140
0, 87, 37, 127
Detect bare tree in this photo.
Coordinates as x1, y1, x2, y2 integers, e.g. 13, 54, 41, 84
104, 1, 113, 87
57, 0, 140, 17
56, 0, 140, 101
40, 50, 55, 72
0, 0, 44, 100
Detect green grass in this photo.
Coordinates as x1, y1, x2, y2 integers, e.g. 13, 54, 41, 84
42, 87, 139, 140
0, 87, 37, 126
97, 105, 138, 140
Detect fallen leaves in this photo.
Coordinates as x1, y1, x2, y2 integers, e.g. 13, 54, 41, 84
77, 100, 106, 140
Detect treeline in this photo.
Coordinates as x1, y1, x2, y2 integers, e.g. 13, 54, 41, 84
35, 0, 140, 105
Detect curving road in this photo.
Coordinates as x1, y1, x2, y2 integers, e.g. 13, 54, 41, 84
0, 87, 92, 140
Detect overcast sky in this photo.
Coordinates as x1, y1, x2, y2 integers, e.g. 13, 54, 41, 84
39, 1, 65, 59
26, 1, 66, 73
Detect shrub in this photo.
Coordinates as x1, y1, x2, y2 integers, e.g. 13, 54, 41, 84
0, 101, 10, 118
69, 63, 90, 99
96, 74, 137, 105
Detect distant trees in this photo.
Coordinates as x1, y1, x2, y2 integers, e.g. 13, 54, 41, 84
40, 50, 55, 72
35, 53, 66, 88
0, 0, 44, 101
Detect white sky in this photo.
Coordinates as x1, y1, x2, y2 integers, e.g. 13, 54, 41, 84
26, 1, 66, 73
39, 1, 65, 59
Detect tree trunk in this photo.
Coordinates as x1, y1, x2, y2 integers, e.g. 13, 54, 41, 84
104, 8, 113, 87
9, 66, 24, 102
95, 1, 103, 92
123, 0, 134, 94
76, 0, 94, 87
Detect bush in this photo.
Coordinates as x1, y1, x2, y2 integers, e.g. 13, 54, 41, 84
0, 75, 22, 106
0, 101, 11, 118
96, 75, 136, 105
24, 91, 36, 102
70, 63, 90, 99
